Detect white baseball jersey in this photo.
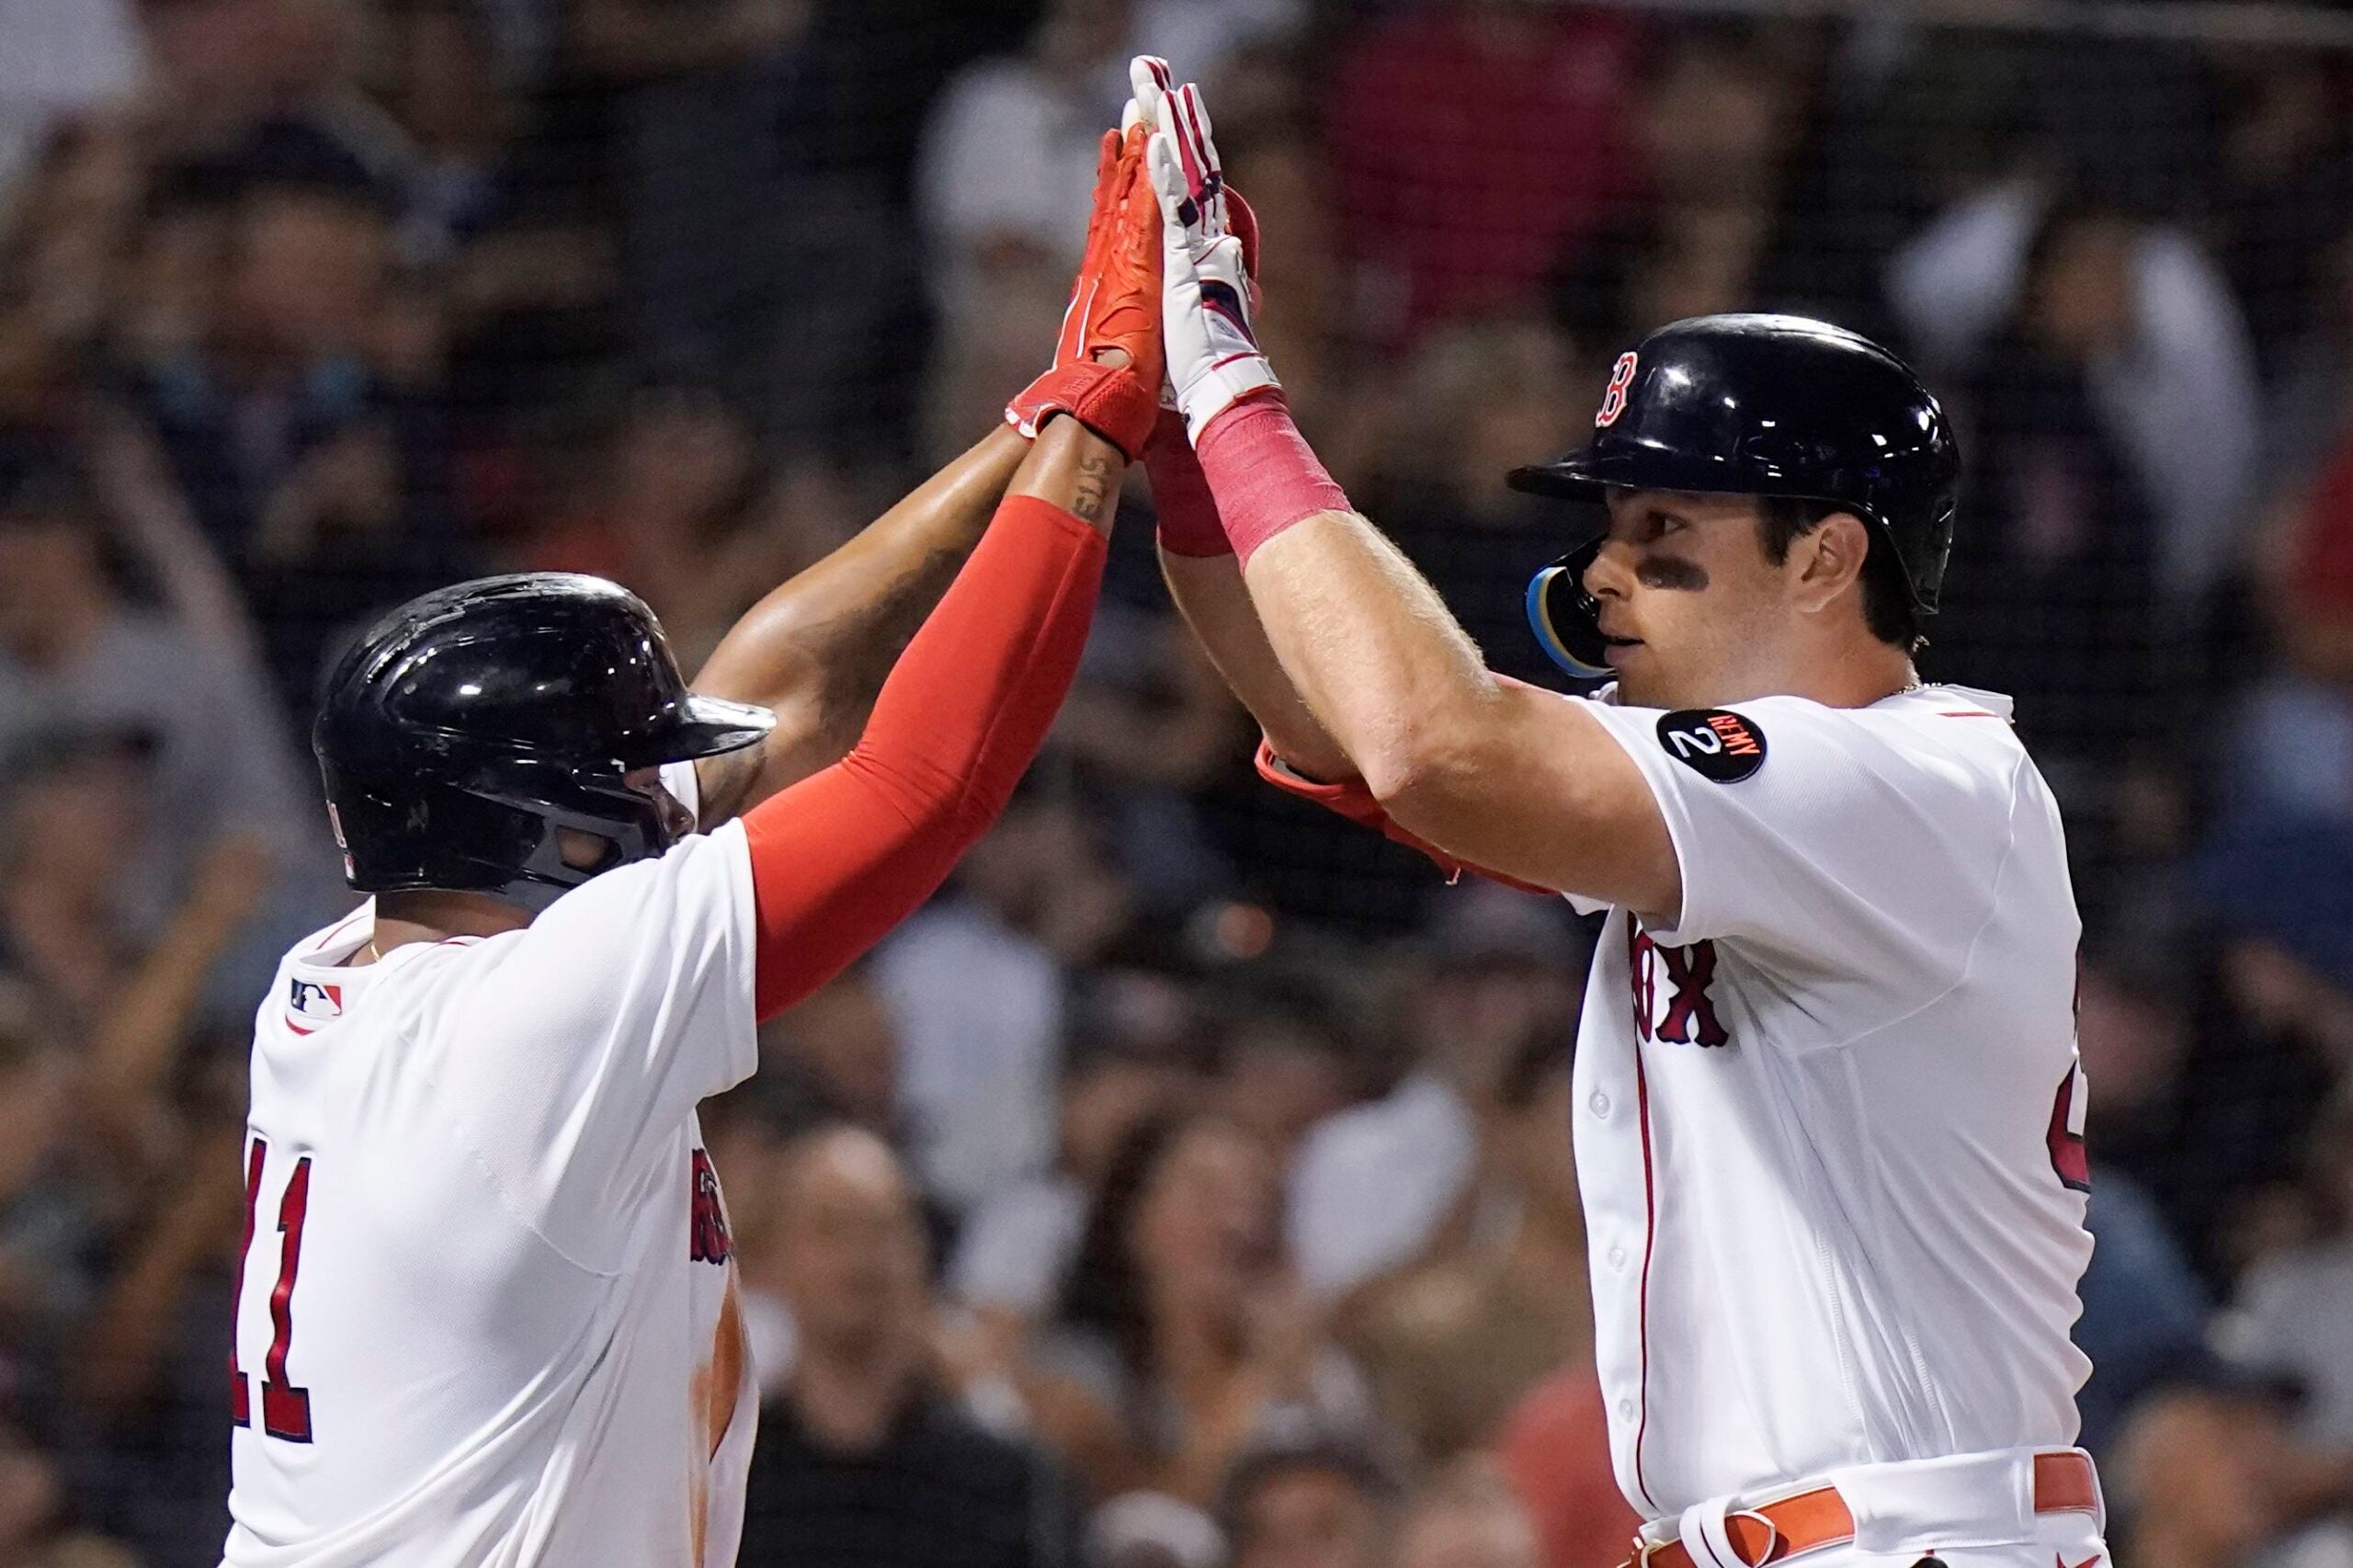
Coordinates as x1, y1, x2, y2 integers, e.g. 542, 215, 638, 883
1560, 684, 2093, 1519
222, 763, 762, 1567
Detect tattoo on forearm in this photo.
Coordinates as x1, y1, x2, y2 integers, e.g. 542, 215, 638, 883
1073, 453, 1114, 523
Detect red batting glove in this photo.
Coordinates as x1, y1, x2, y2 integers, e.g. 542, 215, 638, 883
1006, 125, 1165, 460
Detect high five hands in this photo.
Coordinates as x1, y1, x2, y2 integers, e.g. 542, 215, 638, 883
1128, 56, 1279, 444
1004, 106, 1167, 462
1005, 58, 1277, 467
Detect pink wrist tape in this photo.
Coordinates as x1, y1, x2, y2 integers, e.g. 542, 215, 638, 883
1192, 393, 1352, 567
1144, 411, 1231, 557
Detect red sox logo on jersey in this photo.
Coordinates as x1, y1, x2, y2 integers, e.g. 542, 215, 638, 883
688, 1149, 732, 1265
1629, 919, 1729, 1047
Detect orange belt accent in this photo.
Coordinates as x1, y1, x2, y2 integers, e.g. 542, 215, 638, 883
1626, 1451, 2099, 1568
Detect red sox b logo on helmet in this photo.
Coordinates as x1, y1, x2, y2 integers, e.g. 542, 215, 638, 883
1597, 352, 1639, 428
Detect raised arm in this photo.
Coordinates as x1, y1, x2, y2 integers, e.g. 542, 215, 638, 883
1142, 71, 1676, 915
738, 418, 1130, 1015
735, 119, 1165, 1016
688, 426, 1028, 824
1119, 61, 1347, 783
1154, 421, 1354, 785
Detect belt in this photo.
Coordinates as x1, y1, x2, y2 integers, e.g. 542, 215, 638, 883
1625, 1451, 2100, 1568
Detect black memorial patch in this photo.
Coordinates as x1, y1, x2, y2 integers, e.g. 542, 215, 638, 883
1656, 709, 1767, 782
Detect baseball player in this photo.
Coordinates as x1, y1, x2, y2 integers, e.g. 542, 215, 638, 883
1131, 64, 2107, 1568
220, 121, 1164, 1567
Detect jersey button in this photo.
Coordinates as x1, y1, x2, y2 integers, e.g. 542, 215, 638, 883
1618, 1398, 1635, 1421
1589, 1091, 1611, 1118
1608, 1244, 1628, 1272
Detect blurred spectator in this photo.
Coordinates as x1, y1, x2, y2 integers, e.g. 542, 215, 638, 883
2177, 824, 2353, 1278
1129, 0, 1302, 91
1088, 1489, 1225, 1568
1214, 1415, 1405, 1568
1287, 886, 1584, 1303
372, 0, 522, 269
119, 153, 477, 717
738, 1123, 1081, 1567
2075, 949, 2195, 1144
1327, 0, 1639, 345
1219, 114, 1356, 462
0, 1417, 135, 1568
2105, 1374, 2353, 1568
2269, 218, 2353, 489
1392, 1460, 1541, 1568
1373, 316, 1586, 689
876, 794, 1134, 1215
1928, 202, 2169, 864
0, 733, 162, 1024
1889, 184, 2258, 608
2233, 403, 2353, 831
581, 0, 927, 453
138, 0, 379, 167
2207, 47, 2353, 383
2071, 1168, 2215, 1460
1552, 23, 1836, 351
1805, 18, 2214, 305
1348, 1034, 1586, 1464
1058, 594, 1248, 915
67, 1054, 247, 1565
0, 0, 142, 214
2108, 1381, 2288, 1568
0, 979, 83, 1398
952, 994, 1196, 1352
764, 966, 905, 1140
914, 0, 1134, 451
521, 383, 805, 670
1204, 992, 1353, 1170
1490, 1370, 1636, 1568
2235, 1090, 2353, 1449
915, 0, 1129, 305
1028, 1108, 1370, 1503
572, 0, 811, 351
0, 435, 336, 1005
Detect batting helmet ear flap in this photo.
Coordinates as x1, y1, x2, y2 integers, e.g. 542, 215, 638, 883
1527, 540, 1612, 679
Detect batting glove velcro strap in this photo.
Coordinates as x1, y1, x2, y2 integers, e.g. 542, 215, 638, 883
1005, 361, 1160, 462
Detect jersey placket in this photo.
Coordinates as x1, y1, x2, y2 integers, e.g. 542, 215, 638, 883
1577, 914, 1664, 1517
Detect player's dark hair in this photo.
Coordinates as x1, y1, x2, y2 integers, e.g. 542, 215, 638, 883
1756, 495, 1922, 652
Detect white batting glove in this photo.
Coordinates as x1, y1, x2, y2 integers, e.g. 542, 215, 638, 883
1140, 66, 1279, 443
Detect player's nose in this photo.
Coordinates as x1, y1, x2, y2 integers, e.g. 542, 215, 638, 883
1582, 537, 1635, 603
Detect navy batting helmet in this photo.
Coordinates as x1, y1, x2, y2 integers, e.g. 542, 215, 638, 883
313, 574, 774, 909
1506, 313, 1960, 678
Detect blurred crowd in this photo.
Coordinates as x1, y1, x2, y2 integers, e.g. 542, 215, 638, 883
3, 0, 2353, 1563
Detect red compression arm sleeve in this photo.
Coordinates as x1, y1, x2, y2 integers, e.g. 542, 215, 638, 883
1145, 411, 1231, 557
738, 494, 1106, 1017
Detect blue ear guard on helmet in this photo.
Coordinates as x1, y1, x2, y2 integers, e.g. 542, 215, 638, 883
1526, 539, 1610, 679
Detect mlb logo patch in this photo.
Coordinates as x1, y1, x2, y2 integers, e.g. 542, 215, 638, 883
289, 979, 344, 1021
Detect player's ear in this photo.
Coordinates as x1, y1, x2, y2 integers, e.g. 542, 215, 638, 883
1787, 510, 1872, 616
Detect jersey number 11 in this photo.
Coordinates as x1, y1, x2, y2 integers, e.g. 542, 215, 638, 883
231, 1138, 315, 1443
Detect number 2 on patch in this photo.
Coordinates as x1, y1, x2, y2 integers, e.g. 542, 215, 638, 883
231, 1138, 316, 1442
